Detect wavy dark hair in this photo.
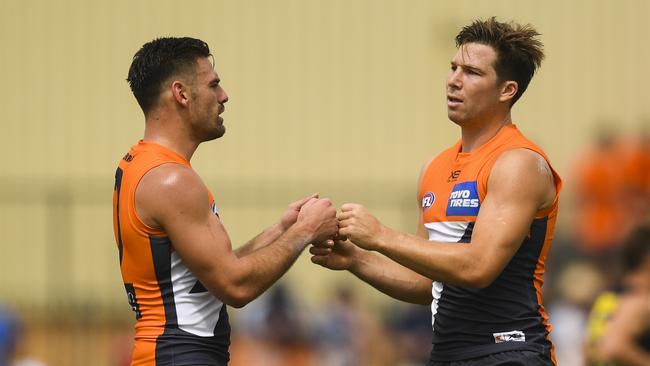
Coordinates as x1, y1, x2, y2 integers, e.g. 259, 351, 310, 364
127, 37, 211, 114
455, 17, 544, 106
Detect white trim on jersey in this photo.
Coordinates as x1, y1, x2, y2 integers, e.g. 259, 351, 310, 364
170, 252, 224, 337
424, 221, 469, 327
424, 221, 469, 242
431, 281, 444, 326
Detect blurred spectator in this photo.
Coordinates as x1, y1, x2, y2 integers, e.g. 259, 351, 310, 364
263, 284, 310, 347
618, 128, 650, 220
312, 287, 362, 366
387, 303, 432, 366
548, 261, 604, 366
230, 283, 314, 365
231, 283, 397, 366
0, 306, 19, 365
571, 127, 650, 256
571, 128, 626, 253
312, 286, 395, 366
585, 223, 650, 365
0, 306, 47, 366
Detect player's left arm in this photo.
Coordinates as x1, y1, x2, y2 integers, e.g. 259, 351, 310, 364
234, 194, 318, 257
339, 148, 556, 288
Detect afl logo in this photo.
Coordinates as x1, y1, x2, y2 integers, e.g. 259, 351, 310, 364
421, 192, 435, 210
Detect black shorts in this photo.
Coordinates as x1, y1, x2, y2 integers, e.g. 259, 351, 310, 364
427, 350, 555, 366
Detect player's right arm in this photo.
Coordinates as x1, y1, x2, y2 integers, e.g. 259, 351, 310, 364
310, 211, 433, 305
137, 164, 338, 308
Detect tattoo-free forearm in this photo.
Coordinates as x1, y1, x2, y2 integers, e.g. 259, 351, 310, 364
350, 250, 432, 305
234, 223, 285, 257
222, 222, 313, 307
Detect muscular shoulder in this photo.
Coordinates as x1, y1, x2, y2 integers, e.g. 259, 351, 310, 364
493, 148, 552, 175
488, 148, 556, 209
136, 163, 210, 229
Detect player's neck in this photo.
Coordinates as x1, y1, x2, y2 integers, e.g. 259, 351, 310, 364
143, 114, 199, 161
460, 113, 512, 153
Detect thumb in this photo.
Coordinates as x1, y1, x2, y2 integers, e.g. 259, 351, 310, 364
310, 255, 327, 266
340, 203, 360, 212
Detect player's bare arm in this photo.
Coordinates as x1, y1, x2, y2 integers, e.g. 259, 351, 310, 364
310, 237, 433, 305
310, 166, 435, 304
234, 193, 319, 257
137, 163, 338, 308
310, 206, 433, 305
338, 148, 556, 288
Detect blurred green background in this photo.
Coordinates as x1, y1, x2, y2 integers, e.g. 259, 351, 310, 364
1, 0, 649, 365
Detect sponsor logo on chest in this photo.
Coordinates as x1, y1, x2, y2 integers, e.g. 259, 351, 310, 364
446, 181, 481, 217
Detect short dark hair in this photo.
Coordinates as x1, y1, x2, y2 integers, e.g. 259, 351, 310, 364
455, 17, 544, 106
127, 37, 211, 114
621, 224, 650, 274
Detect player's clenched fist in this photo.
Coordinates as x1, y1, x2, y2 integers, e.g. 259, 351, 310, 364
280, 193, 319, 230
337, 203, 385, 251
297, 198, 338, 243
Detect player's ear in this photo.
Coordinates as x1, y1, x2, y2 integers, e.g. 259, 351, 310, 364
171, 80, 190, 107
499, 80, 518, 103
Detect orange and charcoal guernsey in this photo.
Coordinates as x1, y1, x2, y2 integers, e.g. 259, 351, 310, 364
112, 140, 230, 366
419, 124, 561, 363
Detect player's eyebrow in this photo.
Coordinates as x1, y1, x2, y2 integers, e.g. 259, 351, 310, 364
464, 65, 484, 74
450, 61, 484, 74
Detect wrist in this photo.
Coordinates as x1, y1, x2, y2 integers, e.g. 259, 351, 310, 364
286, 220, 316, 245
373, 224, 393, 253
277, 220, 291, 232
348, 246, 362, 273
349, 244, 378, 276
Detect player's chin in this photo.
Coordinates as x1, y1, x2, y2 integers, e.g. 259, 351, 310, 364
447, 112, 465, 126
203, 126, 226, 141
214, 126, 226, 139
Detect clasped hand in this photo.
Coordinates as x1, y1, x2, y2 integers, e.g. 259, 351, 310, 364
284, 197, 384, 269
309, 203, 385, 271
336, 203, 384, 251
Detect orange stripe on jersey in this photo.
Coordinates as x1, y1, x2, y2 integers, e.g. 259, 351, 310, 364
534, 216, 559, 366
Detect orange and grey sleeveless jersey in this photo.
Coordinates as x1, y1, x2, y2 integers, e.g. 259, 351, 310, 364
112, 140, 230, 366
419, 124, 561, 362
